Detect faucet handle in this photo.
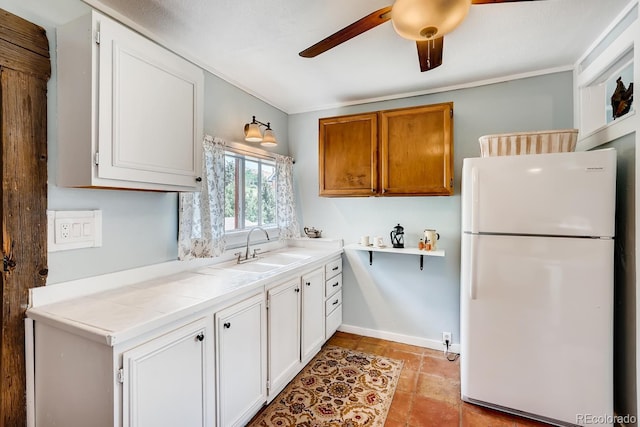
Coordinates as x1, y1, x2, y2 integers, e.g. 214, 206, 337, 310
234, 252, 242, 262
252, 248, 262, 258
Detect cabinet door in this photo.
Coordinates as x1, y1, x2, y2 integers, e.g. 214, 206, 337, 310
122, 318, 211, 427
380, 103, 454, 196
97, 13, 203, 189
267, 280, 301, 397
319, 113, 378, 196
301, 268, 325, 361
216, 293, 267, 427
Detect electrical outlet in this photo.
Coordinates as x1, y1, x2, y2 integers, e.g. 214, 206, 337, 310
442, 332, 452, 346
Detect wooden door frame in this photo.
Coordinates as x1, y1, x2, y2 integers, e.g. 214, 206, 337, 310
0, 8, 50, 426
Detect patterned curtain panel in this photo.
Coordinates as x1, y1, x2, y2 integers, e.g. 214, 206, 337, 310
275, 154, 301, 240
178, 135, 227, 260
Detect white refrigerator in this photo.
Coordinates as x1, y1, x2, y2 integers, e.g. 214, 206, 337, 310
460, 149, 616, 426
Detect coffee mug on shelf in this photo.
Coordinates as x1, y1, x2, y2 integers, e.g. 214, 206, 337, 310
424, 229, 440, 250
360, 235, 370, 246
375, 236, 384, 247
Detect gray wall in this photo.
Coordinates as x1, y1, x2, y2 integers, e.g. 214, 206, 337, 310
599, 134, 637, 424
0, 0, 289, 284
289, 72, 574, 345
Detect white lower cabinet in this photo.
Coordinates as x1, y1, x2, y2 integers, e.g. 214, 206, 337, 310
30, 253, 343, 427
266, 267, 327, 399
122, 318, 211, 427
324, 257, 343, 339
215, 293, 267, 427
301, 268, 325, 361
267, 279, 301, 397
32, 316, 214, 427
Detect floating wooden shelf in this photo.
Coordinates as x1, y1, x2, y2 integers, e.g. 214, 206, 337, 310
344, 243, 444, 270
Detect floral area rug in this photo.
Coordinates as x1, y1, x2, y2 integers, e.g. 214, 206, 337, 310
248, 345, 403, 427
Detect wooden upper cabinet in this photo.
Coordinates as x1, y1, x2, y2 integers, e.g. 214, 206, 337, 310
319, 113, 378, 196
380, 103, 453, 196
318, 103, 454, 197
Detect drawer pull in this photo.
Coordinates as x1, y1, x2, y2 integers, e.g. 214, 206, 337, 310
196, 333, 204, 342
332, 299, 339, 306
332, 266, 339, 271
306, 282, 311, 286
295, 288, 300, 293
223, 322, 231, 329
332, 282, 339, 287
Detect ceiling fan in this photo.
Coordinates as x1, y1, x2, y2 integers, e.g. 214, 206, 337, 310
299, 0, 541, 72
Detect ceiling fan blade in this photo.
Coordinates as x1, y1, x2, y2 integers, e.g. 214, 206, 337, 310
299, 6, 392, 58
471, 0, 540, 4
416, 38, 443, 72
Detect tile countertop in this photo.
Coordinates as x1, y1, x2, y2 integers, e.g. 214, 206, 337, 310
27, 239, 343, 346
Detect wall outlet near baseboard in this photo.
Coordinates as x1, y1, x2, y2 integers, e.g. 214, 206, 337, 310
442, 332, 452, 346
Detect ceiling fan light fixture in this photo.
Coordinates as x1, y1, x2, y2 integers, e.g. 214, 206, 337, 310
391, 0, 471, 41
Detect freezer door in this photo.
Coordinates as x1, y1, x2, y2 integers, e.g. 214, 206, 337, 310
460, 233, 613, 426
461, 149, 616, 237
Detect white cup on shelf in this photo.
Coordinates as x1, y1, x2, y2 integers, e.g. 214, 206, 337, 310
360, 235, 370, 246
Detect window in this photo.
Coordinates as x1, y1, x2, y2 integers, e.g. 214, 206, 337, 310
224, 152, 276, 233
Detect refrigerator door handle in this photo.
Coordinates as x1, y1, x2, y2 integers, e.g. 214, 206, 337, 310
470, 234, 478, 300
471, 167, 479, 234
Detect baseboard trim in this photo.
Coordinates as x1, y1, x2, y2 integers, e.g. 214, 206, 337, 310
337, 323, 461, 354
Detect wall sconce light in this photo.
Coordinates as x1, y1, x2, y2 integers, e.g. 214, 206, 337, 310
244, 116, 277, 147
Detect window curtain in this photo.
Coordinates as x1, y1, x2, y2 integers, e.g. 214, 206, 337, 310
275, 154, 301, 240
178, 135, 227, 260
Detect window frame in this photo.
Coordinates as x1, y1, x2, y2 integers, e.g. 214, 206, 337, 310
223, 142, 279, 249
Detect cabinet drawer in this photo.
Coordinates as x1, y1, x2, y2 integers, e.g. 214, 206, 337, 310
325, 290, 342, 316
325, 274, 342, 297
325, 258, 342, 279
326, 305, 342, 339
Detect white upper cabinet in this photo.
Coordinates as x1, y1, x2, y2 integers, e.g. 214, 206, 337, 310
56, 11, 204, 191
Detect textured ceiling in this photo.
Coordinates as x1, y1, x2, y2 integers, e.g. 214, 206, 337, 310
83, 0, 632, 113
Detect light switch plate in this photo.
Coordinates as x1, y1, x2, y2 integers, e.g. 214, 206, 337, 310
47, 210, 102, 252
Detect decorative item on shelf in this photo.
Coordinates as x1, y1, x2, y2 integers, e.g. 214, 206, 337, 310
304, 227, 322, 238
611, 76, 634, 120
390, 223, 405, 248
243, 115, 277, 147
418, 239, 425, 250
424, 229, 439, 251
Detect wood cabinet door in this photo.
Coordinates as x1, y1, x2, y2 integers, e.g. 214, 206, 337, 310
380, 103, 454, 196
216, 293, 267, 427
122, 318, 210, 427
267, 280, 301, 398
319, 113, 378, 196
301, 268, 325, 361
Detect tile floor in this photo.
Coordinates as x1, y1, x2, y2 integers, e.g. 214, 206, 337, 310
326, 331, 554, 427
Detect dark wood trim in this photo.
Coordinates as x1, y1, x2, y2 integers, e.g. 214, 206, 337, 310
0, 9, 50, 78
0, 7, 50, 426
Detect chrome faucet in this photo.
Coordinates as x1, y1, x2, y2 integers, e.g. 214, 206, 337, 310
239, 226, 270, 263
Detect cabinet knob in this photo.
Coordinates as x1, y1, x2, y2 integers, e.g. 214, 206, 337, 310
223, 322, 231, 329
196, 333, 204, 341
195, 176, 202, 182
295, 288, 300, 293
332, 299, 339, 305
305, 282, 311, 287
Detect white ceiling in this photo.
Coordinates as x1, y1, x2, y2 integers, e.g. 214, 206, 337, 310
86, 0, 632, 114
